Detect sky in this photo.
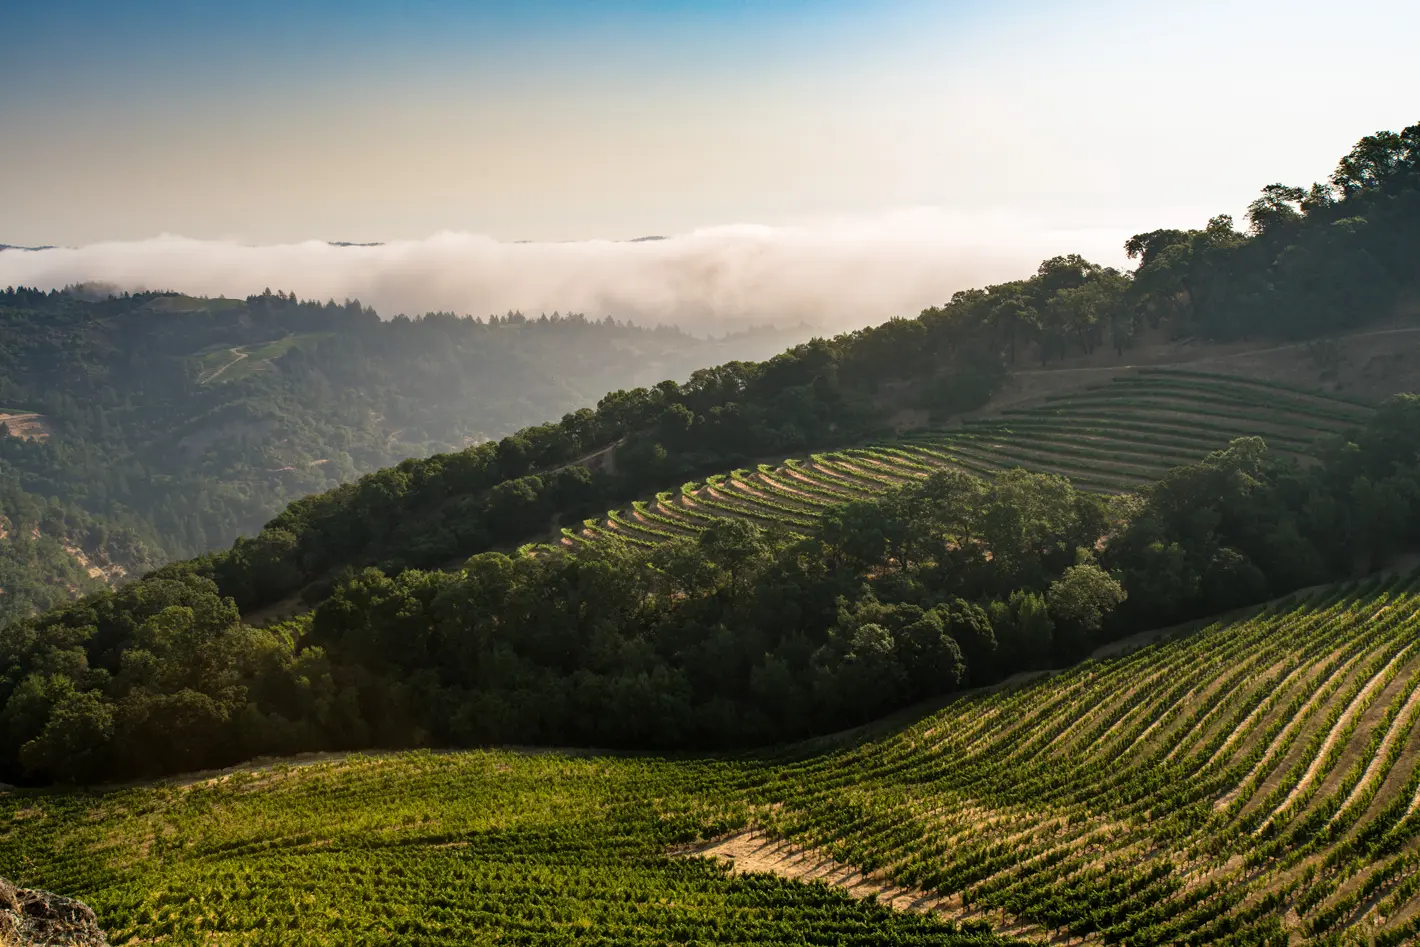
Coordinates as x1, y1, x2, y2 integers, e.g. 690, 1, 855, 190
2, 0, 1418, 331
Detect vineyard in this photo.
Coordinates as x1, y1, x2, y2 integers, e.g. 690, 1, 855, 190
0, 757, 1017, 947
751, 570, 1420, 946
8, 570, 1420, 945
560, 368, 1374, 552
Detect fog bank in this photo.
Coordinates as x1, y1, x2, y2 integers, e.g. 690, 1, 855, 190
0, 211, 1129, 335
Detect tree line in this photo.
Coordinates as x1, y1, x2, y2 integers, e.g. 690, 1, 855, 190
5, 395, 1420, 782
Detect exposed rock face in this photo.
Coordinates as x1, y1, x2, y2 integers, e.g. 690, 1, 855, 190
0, 879, 108, 947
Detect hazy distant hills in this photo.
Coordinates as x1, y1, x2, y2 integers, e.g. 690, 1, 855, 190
0, 287, 812, 626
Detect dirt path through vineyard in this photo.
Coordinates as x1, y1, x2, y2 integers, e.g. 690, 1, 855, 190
687, 830, 1092, 945
201, 347, 248, 383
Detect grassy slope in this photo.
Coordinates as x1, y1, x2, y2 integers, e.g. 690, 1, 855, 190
560, 368, 1373, 553
9, 572, 1420, 945
194, 333, 335, 384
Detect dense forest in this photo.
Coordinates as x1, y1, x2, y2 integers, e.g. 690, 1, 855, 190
0, 291, 803, 625
1, 120, 1417, 782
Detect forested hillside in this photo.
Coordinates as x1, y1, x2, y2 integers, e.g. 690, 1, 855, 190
1, 120, 1417, 784
0, 289, 803, 624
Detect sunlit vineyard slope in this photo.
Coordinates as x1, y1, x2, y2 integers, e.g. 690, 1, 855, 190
8, 571, 1420, 945
754, 571, 1420, 946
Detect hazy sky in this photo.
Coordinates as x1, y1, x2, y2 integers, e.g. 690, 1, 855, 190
2, 0, 1417, 328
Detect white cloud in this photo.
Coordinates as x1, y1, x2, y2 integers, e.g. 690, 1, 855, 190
0, 211, 1130, 335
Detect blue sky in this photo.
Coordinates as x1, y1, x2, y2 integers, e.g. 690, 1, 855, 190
2, 0, 1418, 248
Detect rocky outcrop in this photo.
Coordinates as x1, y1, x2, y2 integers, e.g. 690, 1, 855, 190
0, 879, 108, 947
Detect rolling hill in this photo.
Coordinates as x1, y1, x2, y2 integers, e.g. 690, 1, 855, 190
8, 571, 1420, 945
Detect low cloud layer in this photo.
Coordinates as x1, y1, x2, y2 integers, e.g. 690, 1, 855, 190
0, 210, 1130, 335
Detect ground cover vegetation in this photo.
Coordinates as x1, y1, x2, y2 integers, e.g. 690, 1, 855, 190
0, 120, 1417, 784
9, 569, 1420, 944
0, 289, 799, 624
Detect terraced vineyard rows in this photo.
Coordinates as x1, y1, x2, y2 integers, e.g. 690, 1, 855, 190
8, 573, 1420, 945
561, 368, 1373, 552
